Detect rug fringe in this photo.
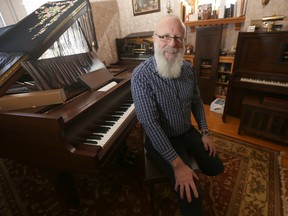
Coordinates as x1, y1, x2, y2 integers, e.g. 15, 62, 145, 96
279, 151, 288, 216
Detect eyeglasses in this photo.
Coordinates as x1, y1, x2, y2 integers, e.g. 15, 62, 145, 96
154, 33, 184, 43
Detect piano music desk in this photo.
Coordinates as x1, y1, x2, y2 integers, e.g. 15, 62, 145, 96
238, 96, 288, 145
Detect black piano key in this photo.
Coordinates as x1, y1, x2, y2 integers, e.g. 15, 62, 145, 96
114, 111, 124, 115
85, 139, 98, 144
102, 121, 115, 126
107, 116, 120, 121
92, 133, 104, 136
89, 135, 103, 140
117, 107, 129, 112
95, 126, 110, 133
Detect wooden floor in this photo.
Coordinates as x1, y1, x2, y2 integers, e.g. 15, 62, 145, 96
192, 105, 288, 168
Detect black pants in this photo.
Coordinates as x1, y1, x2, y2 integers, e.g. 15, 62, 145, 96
145, 125, 224, 216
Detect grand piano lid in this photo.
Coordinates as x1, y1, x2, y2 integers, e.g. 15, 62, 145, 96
0, 0, 95, 90
0, 0, 87, 53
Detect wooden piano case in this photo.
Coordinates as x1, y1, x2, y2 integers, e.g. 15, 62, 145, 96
0, 0, 138, 209
239, 96, 288, 145
223, 31, 288, 121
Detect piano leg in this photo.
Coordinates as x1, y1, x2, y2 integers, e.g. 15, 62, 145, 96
116, 142, 137, 167
53, 172, 81, 211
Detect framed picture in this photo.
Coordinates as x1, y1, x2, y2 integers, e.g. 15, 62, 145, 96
132, 0, 160, 16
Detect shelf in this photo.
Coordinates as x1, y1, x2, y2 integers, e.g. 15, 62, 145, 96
215, 94, 226, 99
184, 16, 246, 32
217, 71, 231, 74
201, 64, 212, 69
216, 81, 229, 85
219, 56, 235, 62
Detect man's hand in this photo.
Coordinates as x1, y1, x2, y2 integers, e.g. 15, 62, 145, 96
171, 157, 199, 202
202, 134, 216, 157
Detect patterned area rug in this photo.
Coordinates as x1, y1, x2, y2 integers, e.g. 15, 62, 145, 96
201, 134, 282, 216
280, 152, 288, 216
0, 160, 28, 216
0, 126, 286, 216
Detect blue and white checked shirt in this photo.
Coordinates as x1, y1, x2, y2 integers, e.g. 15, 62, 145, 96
131, 57, 208, 162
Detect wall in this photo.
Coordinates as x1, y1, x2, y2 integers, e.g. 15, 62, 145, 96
244, 0, 288, 30
92, 0, 287, 64
90, 0, 122, 64
91, 0, 180, 64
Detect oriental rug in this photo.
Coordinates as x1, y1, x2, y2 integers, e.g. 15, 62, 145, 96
0, 126, 286, 216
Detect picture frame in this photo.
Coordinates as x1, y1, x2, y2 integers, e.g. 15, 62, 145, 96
132, 0, 161, 16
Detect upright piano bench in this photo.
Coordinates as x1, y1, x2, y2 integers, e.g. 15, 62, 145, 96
144, 150, 199, 216
239, 96, 288, 145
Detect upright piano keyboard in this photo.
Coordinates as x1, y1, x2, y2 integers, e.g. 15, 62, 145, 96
240, 77, 288, 88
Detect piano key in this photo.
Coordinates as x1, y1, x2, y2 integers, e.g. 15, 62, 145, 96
240, 77, 288, 87
89, 134, 103, 139
83, 103, 135, 147
102, 121, 115, 126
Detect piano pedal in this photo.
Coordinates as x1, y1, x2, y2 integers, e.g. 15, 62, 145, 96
115, 142, 138, 167
117, 157, 135, 167
116, 151, 137, 167
126, 151, 137, 160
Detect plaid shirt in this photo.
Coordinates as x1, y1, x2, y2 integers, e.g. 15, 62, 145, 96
131, 57, 207, 162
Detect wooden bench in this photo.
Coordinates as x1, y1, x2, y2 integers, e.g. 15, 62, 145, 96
239, 96, 288, 145
144, 150, 199, 216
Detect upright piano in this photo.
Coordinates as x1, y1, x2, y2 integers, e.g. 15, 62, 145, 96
223, 31, 288, 121
0, 0, 138, 204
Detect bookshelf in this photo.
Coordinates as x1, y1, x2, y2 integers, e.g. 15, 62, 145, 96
215, 56, 234, 99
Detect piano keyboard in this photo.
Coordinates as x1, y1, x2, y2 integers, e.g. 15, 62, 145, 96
240, 77, 288, 87
83, 100, 135, 147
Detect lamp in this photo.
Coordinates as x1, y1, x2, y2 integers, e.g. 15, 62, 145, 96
166, 0, 173, 13
262, 0, 269, 6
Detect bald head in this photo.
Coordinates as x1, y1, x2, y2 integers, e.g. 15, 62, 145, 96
154, 14, 186, 37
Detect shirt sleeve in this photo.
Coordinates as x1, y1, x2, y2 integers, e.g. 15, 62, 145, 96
131, 67, 179, 162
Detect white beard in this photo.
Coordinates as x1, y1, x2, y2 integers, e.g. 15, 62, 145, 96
154, 45, 184, 79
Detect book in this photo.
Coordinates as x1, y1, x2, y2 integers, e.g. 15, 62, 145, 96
0, 89, 66, 111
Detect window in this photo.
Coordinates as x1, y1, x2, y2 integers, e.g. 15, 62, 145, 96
22, 0, 59, 15
0, 13, 6, 27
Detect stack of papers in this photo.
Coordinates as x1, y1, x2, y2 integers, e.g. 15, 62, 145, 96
210, 98, 225, 114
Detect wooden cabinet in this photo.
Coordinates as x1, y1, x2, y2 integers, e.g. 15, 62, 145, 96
115, 31, 154, 61
194, 25, 222, 104
215, 56, 234, 99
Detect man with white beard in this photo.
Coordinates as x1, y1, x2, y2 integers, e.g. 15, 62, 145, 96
131, 14, 224, 215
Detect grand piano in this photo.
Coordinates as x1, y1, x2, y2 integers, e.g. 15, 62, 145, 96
0, 0, 138, 208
